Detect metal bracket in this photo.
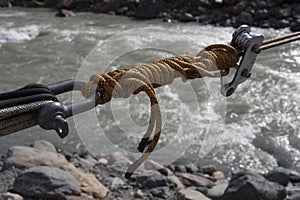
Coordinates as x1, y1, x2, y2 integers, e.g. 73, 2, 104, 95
221, 25, 264, 97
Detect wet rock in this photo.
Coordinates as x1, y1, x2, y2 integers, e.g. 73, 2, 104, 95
212, 171, 225, 180
167, 175, 185, 189
140, 173, 168, 189
175, 173, 215, 188
134, 0, 165, 19
104, 151, 132, 167
228, 1, 247, 15
266, 167, 290, 186
75, 143, 89, 158
177, 12, 195, 22
223, 172, 286, 200
1, 192, 23, 200
144, 159, 172, 176
270, 7, 292, 18
207, 180, 228, 199
290, 172, 300, 183
4, 146, 68, 170
254, 9, 269, 21
201, 165, 217, 175
244, 167, 266, 176
150, 186, 170, 198
236, 12, 253, 25
32, 140, 57, 153
13, 166, 81, 199
62, 163, 109, 199
65, 195, 93, 200
273, 19, 290, 29
222, 0, 241, 5
290, 18, 300, 32
177, 188, 212, 200
131, 170, 161, 183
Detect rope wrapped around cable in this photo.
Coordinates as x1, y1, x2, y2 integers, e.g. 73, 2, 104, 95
81, 44, 238, 178
0, 84, 58, 136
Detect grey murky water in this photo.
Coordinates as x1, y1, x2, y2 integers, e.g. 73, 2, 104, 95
0, 8, 299, 173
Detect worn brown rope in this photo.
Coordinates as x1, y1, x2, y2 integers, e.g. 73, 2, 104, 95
81, 44, 238, 178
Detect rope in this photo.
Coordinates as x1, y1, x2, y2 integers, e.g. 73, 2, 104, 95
81, 44, 238, 178
0, 84, 58, 136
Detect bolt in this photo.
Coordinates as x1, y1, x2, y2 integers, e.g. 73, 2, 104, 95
241, 69, 251, 78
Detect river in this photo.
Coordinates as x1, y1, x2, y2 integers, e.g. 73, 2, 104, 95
0, 8, 299, 173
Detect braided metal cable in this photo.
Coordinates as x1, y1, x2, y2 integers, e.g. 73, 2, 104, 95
81, 44, 238, 178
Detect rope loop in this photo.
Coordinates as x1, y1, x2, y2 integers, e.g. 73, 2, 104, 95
81, 44, 238, 178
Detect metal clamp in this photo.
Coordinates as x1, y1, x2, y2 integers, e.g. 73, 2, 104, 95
221, 25, 264, 97
37, 80, 100, 138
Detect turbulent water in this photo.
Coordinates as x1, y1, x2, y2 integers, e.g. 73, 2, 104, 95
0, 8, 299, 173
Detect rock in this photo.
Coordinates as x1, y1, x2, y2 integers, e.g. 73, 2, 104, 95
134, 189, 144, 198
98, 158, 108, 165
32, 140, 57, 153
75, 143, 89, 158
266, 167, 290, 186
228, 1, 247, 15
131, 170, 161, 183
1, 192, 23, 200
212, 171, 225, 180
290, 172, 300, 183
176, 165, 187, 173
175, 173, 215, 188
106, 177, 125, 190
223, 0, 241, 5
177, 188, 212, 200
286, 186, 300, 200
201, 165, 217, 175
177, 12, 195, 22
62, 163, 109, 199
290, 18, 300, 32
144, 159, 172, 176
270, 7, 292, 18
236, 12, 253, 25
150, 187, 170, 198
223, 172, 286, 200
104, 151, 132, 166
167, 175, 185, 189
185, 164, 198, 174
140, 173, 169, 189
4, 146, 68, 170
244, 167, 266, 175
207, 180, 229, 199
273, 19, 290, 29
65, 195, 93, 200
254, 9, 269, 21
134, 0, 165, 19
13, 166, 81, 199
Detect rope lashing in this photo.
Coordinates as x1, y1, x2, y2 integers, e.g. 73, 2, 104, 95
0, 84, 58, 136
81, 44, 238, 178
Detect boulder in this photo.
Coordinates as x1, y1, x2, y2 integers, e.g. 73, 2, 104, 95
4, 146, 68, 170
223, 172, 286, 200
134, 0, 165, 19
13, 166, 81, 199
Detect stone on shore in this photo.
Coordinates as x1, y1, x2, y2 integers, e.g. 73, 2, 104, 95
222, 172, 286, 200
1, 192, 23, 200
140, 173, 169, 189
175, 172, 215, 188
266, 167, 290, 186
177, 188, 212, 200
134, 0, 165, 19
207, 180, 229, 200
13, 166, 81, 199
62, 163, 109, 199
4, 146, 68, 170
32, 139, 57, 153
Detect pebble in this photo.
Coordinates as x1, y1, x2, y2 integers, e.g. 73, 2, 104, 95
207, 180, 229, 199
175, 172, 215, 188
177, 188, 212, 200
134, 189, 144, 199
167, 175, 185, 189
1, 192, 23, 200
201, 165, 217, 175
13, 166, 81, 198
212, 171, 226, 180
140, 174, 169, 189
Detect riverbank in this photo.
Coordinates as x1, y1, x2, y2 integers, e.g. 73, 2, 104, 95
0, 139, 300, 200
0, 0, 299, 32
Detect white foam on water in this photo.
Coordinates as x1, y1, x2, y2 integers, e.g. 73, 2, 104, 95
0, 25, 39, 43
